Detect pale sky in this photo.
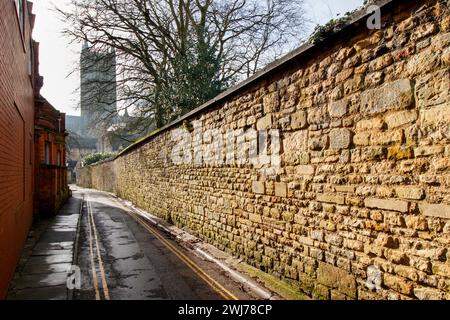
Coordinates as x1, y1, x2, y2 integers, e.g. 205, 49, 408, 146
32, 0, 364, 116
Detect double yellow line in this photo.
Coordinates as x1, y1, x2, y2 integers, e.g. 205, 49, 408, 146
86, 197, 110, 300
121, 207, 238, 300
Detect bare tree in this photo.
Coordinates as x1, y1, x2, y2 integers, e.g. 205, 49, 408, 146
59, 0, 308, 135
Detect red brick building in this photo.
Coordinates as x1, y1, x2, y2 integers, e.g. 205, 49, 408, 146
0, 0, 68, 297
34, 95, 69, 217
0, 0, 37, 298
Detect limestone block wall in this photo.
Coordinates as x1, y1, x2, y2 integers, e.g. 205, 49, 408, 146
77, 166, 92, 188
78, 0, 450, 300
90, 161, 116, 193
76, 161, 116, 193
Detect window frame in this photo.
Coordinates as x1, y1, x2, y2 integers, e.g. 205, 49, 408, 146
44, 141, 51, 165
57, 150, 61, 167
28, 38, 33, 76
13, 0, 26, 51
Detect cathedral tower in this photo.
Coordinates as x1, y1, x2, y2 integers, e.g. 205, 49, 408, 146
80, 41, 117, 151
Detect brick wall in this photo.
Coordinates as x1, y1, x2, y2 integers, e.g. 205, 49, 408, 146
34, 98, 69, 216
78, 0, 450, 299
0, 0, 36, 297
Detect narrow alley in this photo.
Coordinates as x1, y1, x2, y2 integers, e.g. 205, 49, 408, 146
76, 187, 247, 300
56, 187, 258, 300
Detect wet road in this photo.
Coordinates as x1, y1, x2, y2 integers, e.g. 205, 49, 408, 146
74, 188, 254, 300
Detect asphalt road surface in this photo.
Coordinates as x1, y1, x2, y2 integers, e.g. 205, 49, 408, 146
73, 187, 256, 300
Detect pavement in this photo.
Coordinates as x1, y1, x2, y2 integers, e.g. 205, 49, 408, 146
7, 189, 82, 300
7, 185, 296, 300
74, 187, 257, 300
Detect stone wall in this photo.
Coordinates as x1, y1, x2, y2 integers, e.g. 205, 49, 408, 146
78, 0, 450, 300
77, 160, 116, 193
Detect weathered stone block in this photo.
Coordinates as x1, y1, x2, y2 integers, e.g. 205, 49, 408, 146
249, 213, 262, 223
256, 114, 272, 130
432, 158, 450, 172
298, 152, 311, 165
431, 32, 450, 51
360, 79, 414, 115
343, 239, 364, 252
404, 215, 428, 231
309, 135, 328, 151
328, 99, 348, 118
432, 262, 450, 277
387, 146, 413, 160
282, 211, 293, 222
263, 92, 279, 113
325, 234, 343, 246
406, 49, 440, 76
283, 130, 308, 165
298, 236, 314, 246
310, 230, 324, 242
313, 284, 330, 300
335, 185, 355, 193
274, 182, 287, 197
252, 181, 265, 194
317, 193, 345, 205
309, 247, 324, 261
291, 110, 307, 129
330, 290, 347, 300
397, 17, 414, 32
353, 32, 381, 52
414, 287, 443, 300
419, 203, 450, 219
336, 68, 353, 83
365, 71, 384, 87
420, 103, 450, 126
441, 15, 450, 31
385, 250, 410, 265
343, 74, 364, 95
411, 22, 437, 41
329, 128, 352, 149
383, 273, 413, 296
316, 263, 357, 298
298, 274, 314, 295
384, 110, 417, 128
364, 197, 409, 213
442, 46, 450, 65
356, 117, 384, 131
416, 70, 450, 109
370, 129, 403, 146
296, 165, 315, 175
361, 147, 387, 161
319, 220, 337, 232
414, 146, 444, 157
353, 132, 370, 146
375, 234, 399, 248
369, 53, 393, 71
307, 106, 329, 125
395, 186, 425, 200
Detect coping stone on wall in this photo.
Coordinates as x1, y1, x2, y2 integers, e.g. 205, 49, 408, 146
116, 0, 396, 159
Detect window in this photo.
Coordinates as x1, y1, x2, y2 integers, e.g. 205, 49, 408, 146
14, 0, 25, 35
29, 135, 32, 165
57, 150, 61, 166
28, 39, 33, 76
44, 142, 51, 165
